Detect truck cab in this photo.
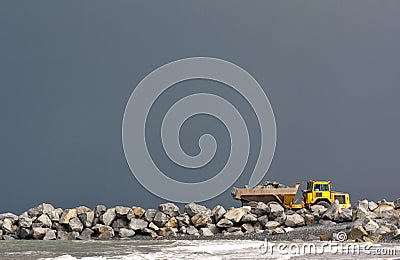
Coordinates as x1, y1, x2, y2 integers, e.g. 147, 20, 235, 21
302, 180, 351, 209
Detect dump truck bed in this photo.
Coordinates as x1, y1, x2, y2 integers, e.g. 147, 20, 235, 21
232, 182, 303, 208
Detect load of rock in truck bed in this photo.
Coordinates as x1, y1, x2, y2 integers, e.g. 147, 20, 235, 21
247, 180, 289, 189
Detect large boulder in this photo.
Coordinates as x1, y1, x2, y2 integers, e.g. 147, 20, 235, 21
175, 213, 190, 227
184, 203, 211, 217
268, 202, 284, 219
100, 208, 116, 226
143, 209, 156, 222
348, 225, 368, 240
394, 198, 400, 210
353, 200, 375, 220
2, 218, 15, 234
191, 214, 212, 227
199, 227, 214, 237
129, 219, 148, 231
321, 200, 341, 221
157, 227, 177, 237
79, 211, 94, 228
212, 205, 226, 223
373, 201, 395, 218
338, 208, 352, 222
158, 203, 180, 217
32, 227, 48, 240
153, 212, 168, 227
36, 214, 52, 228
59, 209, 77, 225
363, 217, 379, 233
164, 217, 178, 228
119, 228, 135, 238
115, 206, 130, 217
18, 216, 34, 228
75, 206, 91, 215
77, 228, 94, 240
224, 207, 250, 223
43, 230, 57, 240
216, 218, 233, 228
69, 217, 83, 232
94, 205, 107, 218
241, 213, 258, 223
264, 221, 281, 230
250, 202, 269, 216
258, 215, 269, 228
285, 213, 305, 227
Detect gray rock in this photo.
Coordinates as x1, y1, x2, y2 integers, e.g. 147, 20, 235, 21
285, 213, 305, 227
212, 205, 226, 223
2, 218, 14, 233
319, 219, 336, 226
112, 218, 129, 231
77, 228, 94, 240
268, 202, 284, 219
368, 201, 379, 211
227, 226, 241, 233
224, 207, 250, 223
353, 200, 372, 220
394, 198, 400, 210
32, 227, 48, 239
273, 227, 285, 234
43, 230, 57, 240
115, 206, 130, 217
158, 203, 180, 217
186, 226, 198, 236
100, 208, 116, 226
94, 205, 107, 218
264, 221, 280, 229
0, 213, 18, 223
257, 215, 269, 227
59, 209, 77, 225
199, 227, 214, 236
36, 214, 52, 228
2, 235, 16, 240
338, 208, 352, 222
175, 213, 190, 227
119, 228, 135, 238
191, 214, 212, 227
206, 224, 220, 234
148, 222, 159, 231
18, 216, 34, 228
363, 217, 379, 233
241, 223, 254, 233
143, 209, 156, 222
129, 218, 148, 231
216, 218, 233, 228
322, 201, 341, 221
153, 212, 168, 227
47, 209, 60, 222
79, 211, 95, 228
310, 205, 327, 215
184, 202, 211, 217
275, 213, 287, 225
75, 206, 91, 215
143, 228, 158, 238
241, 213, 258, 223
69, 217, 83, 232
57, 230, 70, 240
52, 222, 68, 232
251, 202, 269, 216
18, 227, 32, 239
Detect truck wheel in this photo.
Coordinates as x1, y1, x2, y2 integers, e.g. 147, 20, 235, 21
316, 201, 331, 208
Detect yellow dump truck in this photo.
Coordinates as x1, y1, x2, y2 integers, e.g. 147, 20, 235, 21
232, 180, 351, 209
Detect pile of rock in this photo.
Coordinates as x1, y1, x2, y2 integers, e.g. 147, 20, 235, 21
0, 200, 351, 241
255, 181, 289, 189
336, 199, 400, 242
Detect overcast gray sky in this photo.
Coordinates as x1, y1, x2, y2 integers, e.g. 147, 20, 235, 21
1, 1, 399, 213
